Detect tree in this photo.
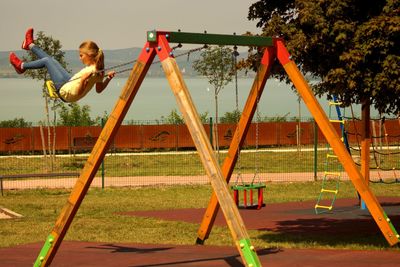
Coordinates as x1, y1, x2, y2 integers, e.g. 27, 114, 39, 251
199, 111, 210, 124
193, 46, 235, 153
246, 0, 400, 116
161, 109, 185, 125
23, 31, 68, 170
220, 110, 242, 123
263, 112, 291, 122
0, 118, 32, 128
246, 0, 400, 185
58, 103, 99, 126
160, 109, 210, 125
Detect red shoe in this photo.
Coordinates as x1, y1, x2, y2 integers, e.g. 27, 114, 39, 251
9, 53, 25, 74
21, 28, 34, 50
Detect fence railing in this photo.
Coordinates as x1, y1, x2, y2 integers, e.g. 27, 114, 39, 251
1, 119, 399, 153
0, 119, 399, 191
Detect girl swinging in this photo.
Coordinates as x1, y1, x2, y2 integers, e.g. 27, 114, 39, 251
9, 28, 116, 102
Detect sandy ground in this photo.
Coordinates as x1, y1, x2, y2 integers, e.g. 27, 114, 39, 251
1, 170, 398, 190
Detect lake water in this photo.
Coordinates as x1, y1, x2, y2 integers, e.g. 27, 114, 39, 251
0, 77, 367, 123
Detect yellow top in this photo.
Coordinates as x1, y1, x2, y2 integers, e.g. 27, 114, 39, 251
59, 65, 103, 102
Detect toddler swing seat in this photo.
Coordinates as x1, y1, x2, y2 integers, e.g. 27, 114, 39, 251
231, 182, 266, 210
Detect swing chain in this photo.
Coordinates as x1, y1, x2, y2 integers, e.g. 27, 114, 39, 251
151, 45, 205, 65
253, 75, 261, 184
233, 46, 244, 185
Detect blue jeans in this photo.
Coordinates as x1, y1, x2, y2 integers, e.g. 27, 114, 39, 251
23, 46, 72, 90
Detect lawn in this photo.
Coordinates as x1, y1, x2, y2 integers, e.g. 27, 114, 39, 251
1, 182, 399, 252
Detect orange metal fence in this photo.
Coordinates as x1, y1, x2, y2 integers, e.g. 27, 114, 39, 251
0, 120, 398, 153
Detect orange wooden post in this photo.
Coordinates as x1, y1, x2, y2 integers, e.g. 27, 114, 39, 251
195, 47, 275, 244
275, 39, 399, 246
156, 34, 261, 266
34, 44, 156, 267
360, 139, 370, 208
360, 104, 371, 209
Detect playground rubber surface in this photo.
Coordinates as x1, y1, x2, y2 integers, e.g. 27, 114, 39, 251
122, 197, 400, 236
1, 241, 399, 267
1, 197, 399, 266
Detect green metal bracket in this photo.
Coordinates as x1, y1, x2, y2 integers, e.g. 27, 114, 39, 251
147, 30, 274, 47
383, 212, 400, 241
238, 238, 261, 267
147, 31, 157, 42
33, 234, 55, 267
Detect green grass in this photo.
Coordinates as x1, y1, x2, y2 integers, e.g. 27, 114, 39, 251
0, 149, 335, 176
1, 182, 399, 252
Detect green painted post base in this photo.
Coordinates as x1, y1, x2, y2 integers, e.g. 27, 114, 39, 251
383, 212, 400, 241
34, 234, 55, 267
238, 238, 261, 267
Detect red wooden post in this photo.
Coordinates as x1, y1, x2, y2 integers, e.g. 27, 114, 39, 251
243, 189, 247, 208
233, 190, 239, 206
257, 188, 263, 210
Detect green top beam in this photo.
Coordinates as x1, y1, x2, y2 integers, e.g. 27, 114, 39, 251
147, 31, 274, 47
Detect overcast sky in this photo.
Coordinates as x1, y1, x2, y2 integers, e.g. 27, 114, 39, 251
1, 0, 260, 51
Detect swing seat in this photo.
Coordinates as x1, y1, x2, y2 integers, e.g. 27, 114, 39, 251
231, 183, 266, 210
45, 80, 59, 99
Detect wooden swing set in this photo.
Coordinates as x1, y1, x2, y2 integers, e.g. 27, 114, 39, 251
34, 30, 399, 267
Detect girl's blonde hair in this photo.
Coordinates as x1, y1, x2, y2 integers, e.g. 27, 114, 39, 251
79, 40, 104, 74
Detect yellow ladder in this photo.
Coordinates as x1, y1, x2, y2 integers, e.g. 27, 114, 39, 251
315, 100, 345, 214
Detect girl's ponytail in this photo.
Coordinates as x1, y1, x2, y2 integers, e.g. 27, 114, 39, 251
95, 48, 104, 73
